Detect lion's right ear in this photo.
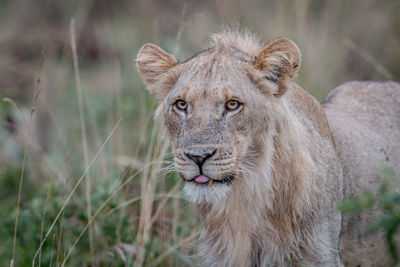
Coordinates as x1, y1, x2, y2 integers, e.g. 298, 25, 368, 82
136, 43, 179, 100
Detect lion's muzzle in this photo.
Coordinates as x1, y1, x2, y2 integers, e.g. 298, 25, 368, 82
184, 148, 216, 173
174, 146, 237, 186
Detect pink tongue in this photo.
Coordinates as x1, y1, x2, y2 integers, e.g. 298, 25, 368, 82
194, 175, 210, 183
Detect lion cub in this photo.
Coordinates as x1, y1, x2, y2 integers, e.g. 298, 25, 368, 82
137, 30, 400, 266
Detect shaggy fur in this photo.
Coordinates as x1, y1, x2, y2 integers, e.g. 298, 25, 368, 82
136, 30, 400, 266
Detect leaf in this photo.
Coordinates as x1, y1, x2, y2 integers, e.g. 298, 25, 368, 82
337, 193, 376, 213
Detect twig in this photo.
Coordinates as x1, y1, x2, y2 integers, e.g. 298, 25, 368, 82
70, 19, 95, 265
147, 184, 180, 232
135, 125, 160, 266
60, 158, 167, 266
105, 193, 185, 217
173, 1, 188, 55
31, 116, 123, 266
38, 183, 53, 267
4, 98, 29, 267
152, 230, 198, 266
10, 125, 27, 267
8, 44, 45, 267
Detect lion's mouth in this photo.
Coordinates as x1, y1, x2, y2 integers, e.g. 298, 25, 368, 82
186, 175, 234, 185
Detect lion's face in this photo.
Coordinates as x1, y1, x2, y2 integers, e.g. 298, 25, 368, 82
136, 33, 300, 204
162, 55, 272, 203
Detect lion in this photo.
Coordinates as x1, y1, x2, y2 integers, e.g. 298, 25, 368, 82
136, 30, 400, 266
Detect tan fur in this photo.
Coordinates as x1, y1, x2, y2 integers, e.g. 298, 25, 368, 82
324, 81, 400, 266
136, 30, 400, 266
136, 43, 180, 100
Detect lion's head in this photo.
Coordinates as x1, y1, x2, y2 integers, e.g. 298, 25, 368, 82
136, 31, 300, 204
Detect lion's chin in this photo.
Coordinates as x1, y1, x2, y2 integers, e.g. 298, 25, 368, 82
183, 182, 231, 204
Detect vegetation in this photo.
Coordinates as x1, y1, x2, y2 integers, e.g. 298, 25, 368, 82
338, 165, 400, 266
0, 0, 399, 266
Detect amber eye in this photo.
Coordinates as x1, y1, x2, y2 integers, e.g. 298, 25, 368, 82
174, 99, 188, 111
225, 99, 241, 111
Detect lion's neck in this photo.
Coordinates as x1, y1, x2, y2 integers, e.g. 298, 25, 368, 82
197, 192, 257, 266
197, 109, 323, 266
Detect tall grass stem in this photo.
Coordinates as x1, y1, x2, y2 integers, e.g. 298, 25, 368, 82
70, 19, 95, 265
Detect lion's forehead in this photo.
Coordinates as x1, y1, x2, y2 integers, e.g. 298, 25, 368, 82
171, 54, 253, 99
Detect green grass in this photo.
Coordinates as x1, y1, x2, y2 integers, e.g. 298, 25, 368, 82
338, 165, 400, 265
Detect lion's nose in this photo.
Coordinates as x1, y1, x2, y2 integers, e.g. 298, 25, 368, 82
184, 149, 217, 169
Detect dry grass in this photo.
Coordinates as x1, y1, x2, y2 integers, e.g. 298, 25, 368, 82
0, 0, 399, 266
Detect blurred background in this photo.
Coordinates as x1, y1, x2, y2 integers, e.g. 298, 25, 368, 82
0, 0, 399, 266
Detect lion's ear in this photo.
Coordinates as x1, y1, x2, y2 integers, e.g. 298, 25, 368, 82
253, 38, 301, 96
136, 43, 179, 100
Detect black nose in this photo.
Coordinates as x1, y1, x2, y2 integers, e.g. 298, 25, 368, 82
184, 149, 217, 169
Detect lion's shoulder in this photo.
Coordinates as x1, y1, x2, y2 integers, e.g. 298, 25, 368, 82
323, 81, 400, 131
323, 80, 400, 196
324, 81, 400, 108
286, 82, 333, 140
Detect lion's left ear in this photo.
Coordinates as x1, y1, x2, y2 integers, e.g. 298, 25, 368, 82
252, 38, 301, 96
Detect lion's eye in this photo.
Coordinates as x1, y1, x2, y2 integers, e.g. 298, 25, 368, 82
225, 100, 241, 111
174, 99, 188, 111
